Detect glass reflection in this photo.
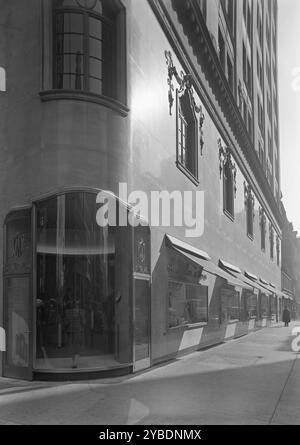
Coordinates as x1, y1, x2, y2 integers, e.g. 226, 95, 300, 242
36, 193, 129, 370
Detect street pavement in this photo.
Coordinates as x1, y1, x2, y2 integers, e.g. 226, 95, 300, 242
0, 322, 299, 425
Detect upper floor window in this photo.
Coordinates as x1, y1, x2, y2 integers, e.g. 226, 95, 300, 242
219, 141, 236, 220
52, 0, 124, 100
177, 89, 198, 180
259, 208, 266, 251
221, 0, 235, 35
224, 159, 235, 218
257, 96, 264, 133
165, 51, 204, 185
243, 44, 252, 96
257, 7, 263, 46
276, 236, 280, 266
266, 17, 271, 51
218, 28, 226, 72
198, 0, 207, 21
268, 132, 273, 162
218, 25, 235, 95
269, 224, 274, 260
227, 55, 234, 92
257, 52, 263, 90
244, 183, 254, 239
0, 67, 6, 92
243, 0, 252, 41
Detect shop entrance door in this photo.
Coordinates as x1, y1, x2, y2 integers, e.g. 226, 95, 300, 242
133, 277, 151, 372
3, 210, 33, 380
3, 276, 33, 380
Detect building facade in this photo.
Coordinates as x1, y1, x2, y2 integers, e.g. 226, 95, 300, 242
281, 203, 300, 318
0, 0, 287, 381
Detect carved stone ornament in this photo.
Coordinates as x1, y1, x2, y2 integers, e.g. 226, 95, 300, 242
218, 139, 237, 197
244, 182, 255, 221
165, 50, 205, 155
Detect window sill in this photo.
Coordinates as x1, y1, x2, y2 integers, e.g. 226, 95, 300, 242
223, 208, 235, 222
39, 90, 130, 117
186, 322, 208, 329
176, 161, 199, 186
167, 321, 208, 333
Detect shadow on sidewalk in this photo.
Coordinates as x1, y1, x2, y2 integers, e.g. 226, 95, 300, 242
0, 352, 298, 425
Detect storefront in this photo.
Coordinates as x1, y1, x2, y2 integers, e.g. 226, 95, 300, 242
218, 263, 266, 331
164, 236, 254, 346
3, 191, 151, 380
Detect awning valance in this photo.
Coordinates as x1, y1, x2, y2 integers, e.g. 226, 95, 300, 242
258, 279, 277, 295
172, 248, 252, 289
245, 271, 259, 281
220, 263, 270, 295
166, 235, 211, 260
165, 235, 251, 290
219, 259, 242, 275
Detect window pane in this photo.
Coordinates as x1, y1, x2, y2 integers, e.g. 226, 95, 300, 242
167, 248, 206, 329
260, 294, 269, 317
56, 34, 83, 54
89, 76, 102, 94
89, 37, 102, 59
186, 284, 208, 323
66, 13, 84, 33
221, 286, 240, 322
56, 54, 84, 76
89, 58, 102, 79
89, 16, 102, 39
57, 13, 83, 34
168, 282, 208, 328
58, 73, 84, 90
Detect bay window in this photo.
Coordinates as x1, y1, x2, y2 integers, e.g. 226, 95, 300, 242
52, 0, 124, 101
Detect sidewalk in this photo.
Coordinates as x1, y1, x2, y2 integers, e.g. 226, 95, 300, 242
0, 322, 299, 425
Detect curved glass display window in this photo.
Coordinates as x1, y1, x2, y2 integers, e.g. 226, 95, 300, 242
35, 192, 131, 370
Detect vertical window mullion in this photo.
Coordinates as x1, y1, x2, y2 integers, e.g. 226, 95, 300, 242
84, 12, 89, 91
53, 11, 59, 89
181, 119, 184, 164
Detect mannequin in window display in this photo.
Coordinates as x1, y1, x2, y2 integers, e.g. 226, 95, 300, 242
36, 298, 45, 356
44, 297, 60, 348
63, 291, 85, 368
